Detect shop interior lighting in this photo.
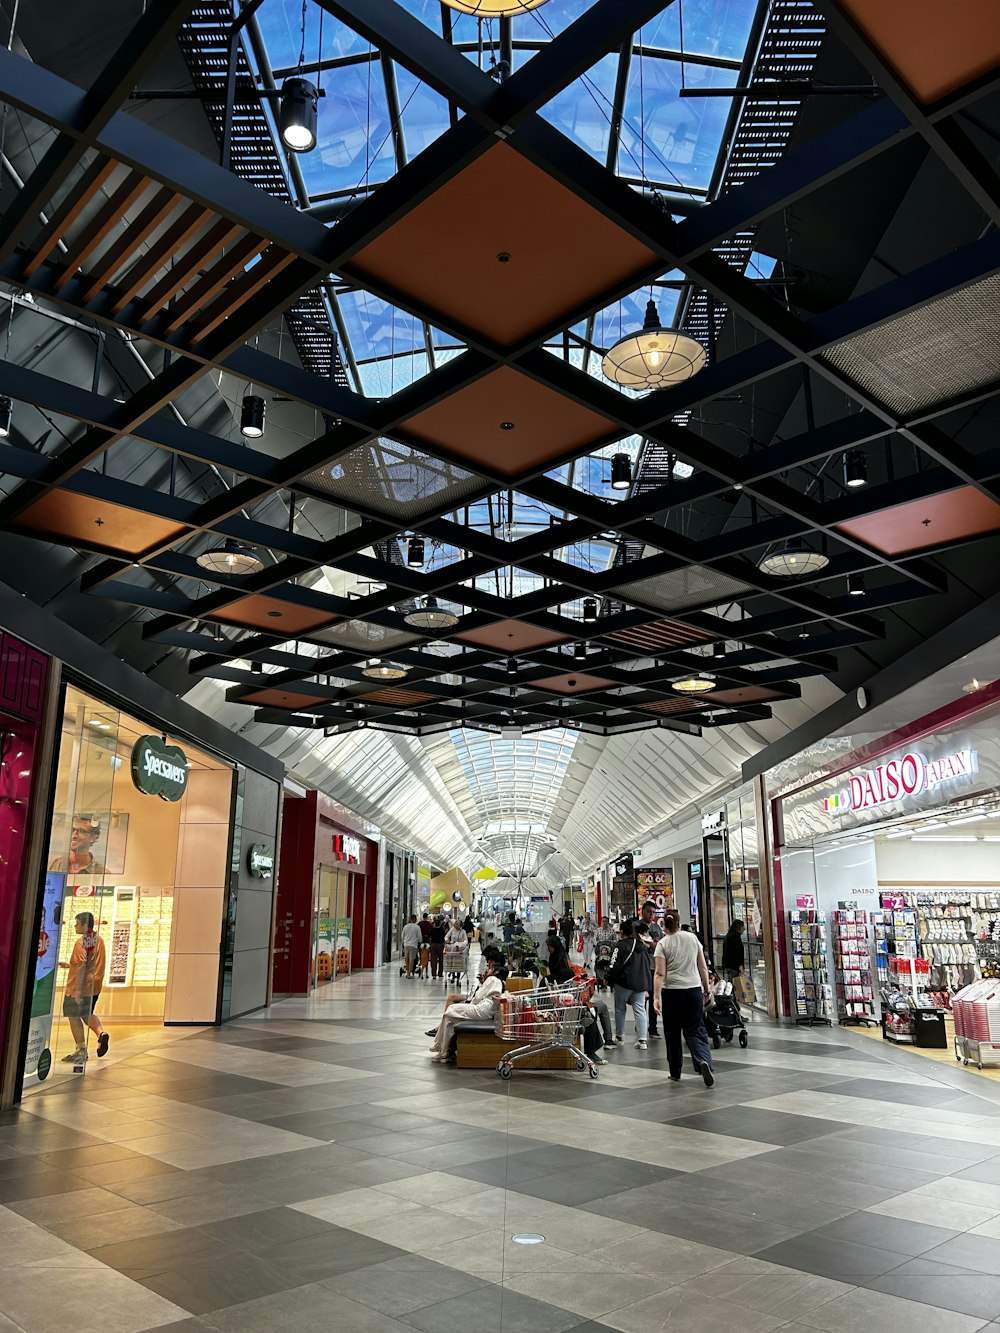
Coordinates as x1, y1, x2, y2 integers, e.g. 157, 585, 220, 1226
404, 596, 459, 631
196, 539, 264, 576
671, 673, 716, 694
847, 572, 865, 596
278, 77, 319, 152
0, 396, 12, 438
843, 449, 868, 488
610, 452, 632, 490
441, 0, 548, 13
602, 299, 707, 390
910, 835, 978, 842
582, 597, 598, 622
362, 659, 407, 681
947, 812, 989, 825
757, 543, 829, 576
240, 393, 266, 438
407, 536, 425, 568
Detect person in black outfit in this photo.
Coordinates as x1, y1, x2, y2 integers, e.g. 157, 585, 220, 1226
721, 920, 746, 981
559, 912, 575, 955
428, 916, 446, 979
543, 936, 575, 985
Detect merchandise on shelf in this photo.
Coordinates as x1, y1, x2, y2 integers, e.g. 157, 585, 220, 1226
787, 908, 832, 1025
832, 908, 876, 1024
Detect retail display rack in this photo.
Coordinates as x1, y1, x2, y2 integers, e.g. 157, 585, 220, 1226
788, 909, 832, 1026
832, 909, 876, 1025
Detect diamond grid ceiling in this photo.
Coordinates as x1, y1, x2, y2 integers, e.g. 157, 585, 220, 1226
3, 0, 1000, 866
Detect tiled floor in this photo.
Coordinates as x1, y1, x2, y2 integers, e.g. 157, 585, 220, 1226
4, 962, 1000, 1332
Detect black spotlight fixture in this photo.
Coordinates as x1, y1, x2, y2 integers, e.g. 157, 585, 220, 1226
844, 449, 868, 489
582, 597, 598, 622
713, 641, 726, 659
407, 535, 425, 568
0, 396, 12, 438
279, 77, 319, 152
573, 642, 587, 662
240, 393, 265, 439
507, 658, 518, 676
610, 452, 631, 491
847, 572, 865, 597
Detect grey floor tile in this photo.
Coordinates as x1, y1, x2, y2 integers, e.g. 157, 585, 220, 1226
321, 1256, 488, 1316
921, 1233, 1000, 1276
138, 1254, 299, 1316
200, 1205, 340, 1252
811, 1211, 960, 1256
267, 1228, 406, 1283
666, 1106, 846, 1146
401, 1285, 582, 1333
865, 1259, 1000, 1320
87, 1226, 241, 1278
755, 1231, 911, 1281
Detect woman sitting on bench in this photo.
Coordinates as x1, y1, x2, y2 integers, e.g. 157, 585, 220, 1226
428, 957, 508, 1064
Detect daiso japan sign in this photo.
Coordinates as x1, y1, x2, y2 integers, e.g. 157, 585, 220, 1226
822, 748, 977, 815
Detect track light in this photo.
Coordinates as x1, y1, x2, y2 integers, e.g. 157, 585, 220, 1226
240, 393, 265, 439
583, 597, 598, 622
407, 536, 425, 568
844, 449, 867, 489
574, 642, 587, 662
195, 538, 264, 576
0, 396, 12, 438
847, 572, 865, 597
610, 453, 631, 491
279, 77, 318, 152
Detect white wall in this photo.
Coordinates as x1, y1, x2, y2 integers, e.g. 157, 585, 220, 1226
876, 837, 1000, 886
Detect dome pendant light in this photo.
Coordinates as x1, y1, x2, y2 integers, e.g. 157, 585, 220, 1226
196, 538, 264, 576
0, 396, 12, 438
672, 673, 716, 694
362, 658, 407, 682
240, 393, 266, 439
441, 0, 549, 14
279, 77, 319, 152
404, 596, 459, 632
610, 452, 632, 491
757, 543, 829, 577
602, 299, 707, 390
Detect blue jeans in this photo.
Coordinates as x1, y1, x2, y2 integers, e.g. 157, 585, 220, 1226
662, 986, 713, 1078
614, 987, 648, 1041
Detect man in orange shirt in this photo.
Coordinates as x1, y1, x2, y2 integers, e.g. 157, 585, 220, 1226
60, 911, 108, 1062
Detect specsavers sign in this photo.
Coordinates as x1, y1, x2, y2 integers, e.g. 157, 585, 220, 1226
131, 735, 188, 802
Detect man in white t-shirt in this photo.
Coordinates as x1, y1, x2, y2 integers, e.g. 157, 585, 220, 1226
401, 915, 423, 978
653, 909, 715, 1087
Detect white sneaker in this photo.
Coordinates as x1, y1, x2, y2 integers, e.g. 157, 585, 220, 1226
635, 1039, 647, 1050
614, 1036, 624, 1045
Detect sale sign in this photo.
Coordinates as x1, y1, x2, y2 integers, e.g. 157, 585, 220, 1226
795, 894, 816, 909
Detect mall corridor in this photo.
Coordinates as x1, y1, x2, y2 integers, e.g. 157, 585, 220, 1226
4, 966, 1000, 1333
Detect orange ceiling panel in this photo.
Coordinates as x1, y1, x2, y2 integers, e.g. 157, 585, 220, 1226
400, 365, 619, 478
835, 486, 1000, 556
639, 698, 706, 716
835, 0, 1000, 103
210, 595, 337, 634
346, 142, 660, 345
361, 687, 437, 706
604, 619, 715, 651
456, 619, 569, 653
531, 672, 615, 694
241, 688, 328, 709
12, 490, 186, 556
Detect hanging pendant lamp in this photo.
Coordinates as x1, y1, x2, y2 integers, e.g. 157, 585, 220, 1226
196, 539, 263, 576
404, 597, 459, 632
671, 673, 716, 694
240, 393, 266, 439
279, 77, 319, 152
602, 299, 706, 390
362, 658, 407, 681
441, 0, 548, 14
757, 543, 829, 577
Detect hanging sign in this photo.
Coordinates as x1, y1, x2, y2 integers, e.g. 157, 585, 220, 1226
821, 748, 977, 815
131, 736, 188, 802
247, 843, 274, 879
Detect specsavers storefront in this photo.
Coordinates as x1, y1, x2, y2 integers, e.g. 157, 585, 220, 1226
18, 680, 279, 1097
770, 684, 1000, 1066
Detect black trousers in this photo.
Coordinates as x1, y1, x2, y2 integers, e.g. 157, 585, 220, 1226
662, 986, 713, 1079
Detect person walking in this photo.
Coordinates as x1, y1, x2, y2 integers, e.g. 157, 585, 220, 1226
581, 913, 595, 968
637, 900, 664, 1038
428, 916, 446, 979
59, 911, 108, 1062
401, 914, 423, 978
607, 920, 653, 1049
721, 919, 746, 982
654, 909, 715, 1087
559, 910, 575, 955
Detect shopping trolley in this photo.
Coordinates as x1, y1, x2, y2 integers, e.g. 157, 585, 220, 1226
494, 980, 599, 1080
444, 942, 468, 986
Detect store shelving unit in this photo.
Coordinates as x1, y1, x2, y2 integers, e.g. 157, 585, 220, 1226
788, 909, 832, 1026
832, 910, 876, 1025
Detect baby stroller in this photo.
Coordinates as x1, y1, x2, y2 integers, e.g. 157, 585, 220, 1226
706, 978, 748, 1049
398, 943, 429, 979
593, 941, 613, 992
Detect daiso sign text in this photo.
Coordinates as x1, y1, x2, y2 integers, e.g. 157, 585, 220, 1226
822, 748, 976, 815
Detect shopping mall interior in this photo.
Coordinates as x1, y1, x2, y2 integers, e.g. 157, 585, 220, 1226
1, 0, 1000, 1329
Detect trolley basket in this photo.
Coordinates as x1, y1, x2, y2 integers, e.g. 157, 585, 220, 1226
493, 981, 599, 1081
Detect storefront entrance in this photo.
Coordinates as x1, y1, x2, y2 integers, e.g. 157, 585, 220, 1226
22, 685, 233, 1092
314, 865, 358, 985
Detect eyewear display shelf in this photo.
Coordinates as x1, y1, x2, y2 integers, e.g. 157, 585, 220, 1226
832, 909, 877, 1026
788, 909, 832, 1027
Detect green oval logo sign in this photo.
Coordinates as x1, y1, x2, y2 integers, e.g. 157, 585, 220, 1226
247, 843, 274, 879
131, 735, 188, 802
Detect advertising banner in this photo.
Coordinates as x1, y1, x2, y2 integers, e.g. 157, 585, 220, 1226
636, 867, 674, 912
23, 872, 65, 1084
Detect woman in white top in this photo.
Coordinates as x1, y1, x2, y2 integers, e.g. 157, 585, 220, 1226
653, 910, 716, 1087
429, 958, 507, 1063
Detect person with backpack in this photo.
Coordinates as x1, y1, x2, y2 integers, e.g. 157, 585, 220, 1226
606, 919, 653, 1049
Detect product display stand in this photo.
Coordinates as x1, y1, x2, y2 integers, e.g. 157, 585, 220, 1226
832, 909, 876, 1025
788, 909, 832, 1026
